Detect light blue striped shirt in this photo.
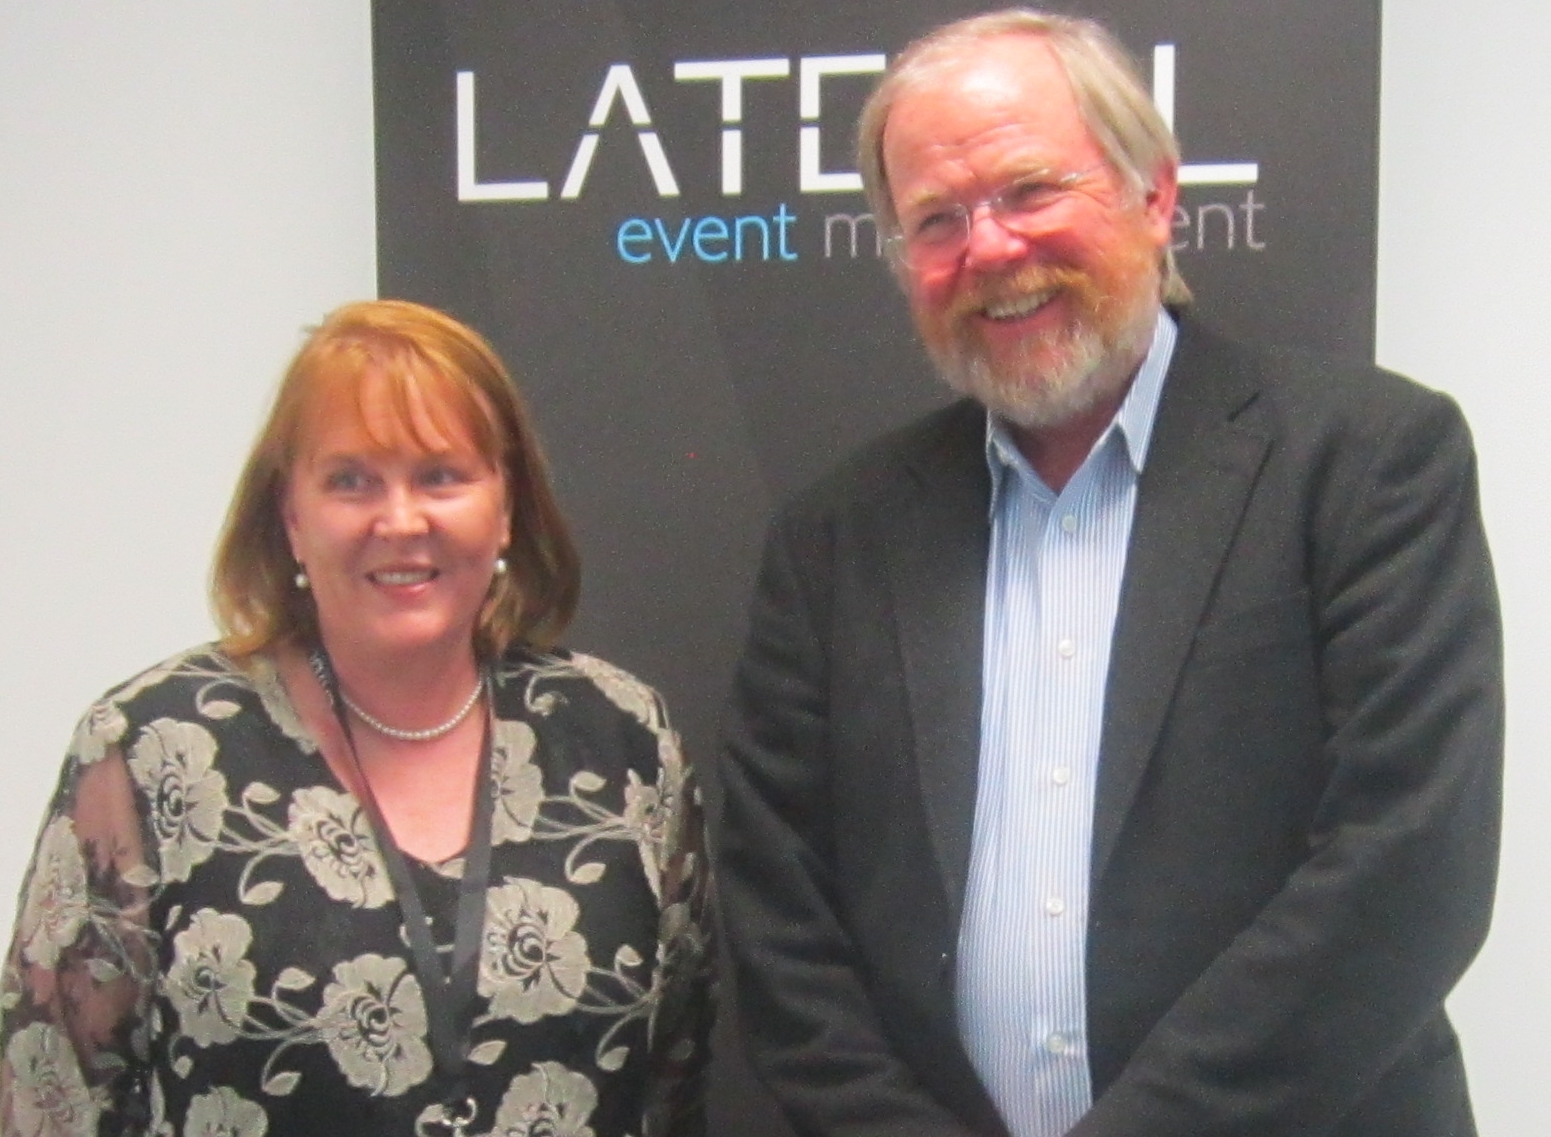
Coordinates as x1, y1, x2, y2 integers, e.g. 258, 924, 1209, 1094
956, 311, 1177, 1136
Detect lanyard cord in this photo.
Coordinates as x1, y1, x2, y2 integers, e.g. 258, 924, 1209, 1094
309, 650, 496, 1101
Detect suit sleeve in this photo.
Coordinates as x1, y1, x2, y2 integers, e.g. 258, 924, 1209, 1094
1077, 387, 1503, 1136
715, 505, 988, 1137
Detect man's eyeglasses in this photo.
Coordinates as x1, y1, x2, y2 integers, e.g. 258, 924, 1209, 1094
886, 167, 1100, 272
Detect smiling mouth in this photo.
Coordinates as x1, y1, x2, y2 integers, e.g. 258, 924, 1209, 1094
369, 568, 437, 586
981, 289, 1055, 322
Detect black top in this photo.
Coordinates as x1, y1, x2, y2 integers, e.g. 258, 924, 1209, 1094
2, 645, 711, 1136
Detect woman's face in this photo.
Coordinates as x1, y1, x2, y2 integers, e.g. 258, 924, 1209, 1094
282, 371, 511, 669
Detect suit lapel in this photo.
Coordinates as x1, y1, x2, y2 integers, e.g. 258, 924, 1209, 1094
883, 402, 990, 925
1091, 323, 1272, 884
878, 324, 1273, 916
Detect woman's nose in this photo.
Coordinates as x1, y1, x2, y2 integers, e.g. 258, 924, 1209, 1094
374, 483, 430, 536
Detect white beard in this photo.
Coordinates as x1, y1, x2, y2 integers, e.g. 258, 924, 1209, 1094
917, 254, 1163, 430
926, 311, 1131, 429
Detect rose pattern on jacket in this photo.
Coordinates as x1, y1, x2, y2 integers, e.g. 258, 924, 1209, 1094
16, 819, 89, 970
491, 1061, 598, 1137
166, 910, 257, 1048
287, 787, 391, 908
128, 718, 228, 884
0, 648, 711, 1136
69, 700, 128, 767
317, 953, 433, 1096
5, 1023, 99, 1137
184, 1086, 268, 1137
491, 721, 543, 845
480, 880, 589, 1024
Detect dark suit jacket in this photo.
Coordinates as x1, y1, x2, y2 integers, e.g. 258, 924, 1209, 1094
715, 319, 1503, 1137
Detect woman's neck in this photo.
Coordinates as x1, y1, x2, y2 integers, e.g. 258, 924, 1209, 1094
320, 637, 484, 733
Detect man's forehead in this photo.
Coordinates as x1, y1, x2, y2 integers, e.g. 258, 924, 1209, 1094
882, 36, 1094, 188
901, 33, 1070, 109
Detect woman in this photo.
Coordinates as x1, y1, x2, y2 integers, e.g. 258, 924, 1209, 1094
0, 300, 711, 1136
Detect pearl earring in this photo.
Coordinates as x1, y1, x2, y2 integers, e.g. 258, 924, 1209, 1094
493, 557, 508, 576
294, 568, 310, 590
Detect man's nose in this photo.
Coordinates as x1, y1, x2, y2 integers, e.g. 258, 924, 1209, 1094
962, 206, 1032, 270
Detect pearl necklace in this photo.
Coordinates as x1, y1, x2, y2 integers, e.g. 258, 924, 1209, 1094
339, 675, 485, 742
307, 649, 487, 742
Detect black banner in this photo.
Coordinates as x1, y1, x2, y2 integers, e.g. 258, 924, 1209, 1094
373, 6, 1378, 1125
373, 0, 1377, 763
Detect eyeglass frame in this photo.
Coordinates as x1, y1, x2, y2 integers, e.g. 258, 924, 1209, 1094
884, 165, 1105, 272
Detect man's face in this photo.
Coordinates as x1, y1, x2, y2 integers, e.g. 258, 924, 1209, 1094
882, 35, 1177, 429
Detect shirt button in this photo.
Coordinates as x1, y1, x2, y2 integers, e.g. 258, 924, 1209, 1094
1057, 638, 1076, 659
1060, 513, 1078, 533
1052, 767, 1072, 785
1045, 897, 1066, 916
1045, 1031, 1071, 1056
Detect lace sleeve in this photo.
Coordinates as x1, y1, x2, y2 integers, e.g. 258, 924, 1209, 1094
641, 729, 715, 1137
2, 718, 159, 1137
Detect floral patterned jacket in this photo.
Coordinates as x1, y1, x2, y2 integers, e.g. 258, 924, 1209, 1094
0, 646, 712, 1137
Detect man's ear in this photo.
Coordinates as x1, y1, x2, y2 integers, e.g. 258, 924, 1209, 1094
1141, 160, 1180, 246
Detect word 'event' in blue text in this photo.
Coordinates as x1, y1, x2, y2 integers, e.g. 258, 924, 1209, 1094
617, 204, 798, 264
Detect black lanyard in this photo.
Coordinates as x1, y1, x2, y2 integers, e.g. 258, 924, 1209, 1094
309, 651, 495, 1133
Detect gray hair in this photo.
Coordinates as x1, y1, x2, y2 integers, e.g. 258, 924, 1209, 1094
856, 8, 1191, 305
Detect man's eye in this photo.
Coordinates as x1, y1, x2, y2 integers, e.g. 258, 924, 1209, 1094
1000, 177, 1065, 214
909, 209, 964, 246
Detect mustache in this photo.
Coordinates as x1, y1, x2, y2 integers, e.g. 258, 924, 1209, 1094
946, 263, 1090, 323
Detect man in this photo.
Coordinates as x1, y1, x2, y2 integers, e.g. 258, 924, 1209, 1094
715, 9, 1501, 1137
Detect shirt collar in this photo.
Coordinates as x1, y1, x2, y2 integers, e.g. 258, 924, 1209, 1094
985, 308, 1178, 503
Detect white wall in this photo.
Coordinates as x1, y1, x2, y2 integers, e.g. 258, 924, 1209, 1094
1376, 5, 1551, 1134
0, 1, 376, 873
0, 3, 1541, 1134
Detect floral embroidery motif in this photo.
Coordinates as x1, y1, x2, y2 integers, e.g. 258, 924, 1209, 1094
16, 819, 89, 970
166, 910, 257, 1048
4, 1023, 99, 1137
318, 954, 433, 1096
0, 647, 711, 1136
128, 718, 228, 884
480, 880, 589, 1024
491, 1061, 598, 1137
564, 654, 658, 728
184, 1086, 269, 1137
622, 772, 668, 899
69, 701, 128, 767
287, 787, 391, 908
246, 656, 316, 753
491, 721, 543, 845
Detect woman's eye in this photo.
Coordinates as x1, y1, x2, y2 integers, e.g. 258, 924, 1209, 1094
323, 468, 368, 493
420, 464, 467, 488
